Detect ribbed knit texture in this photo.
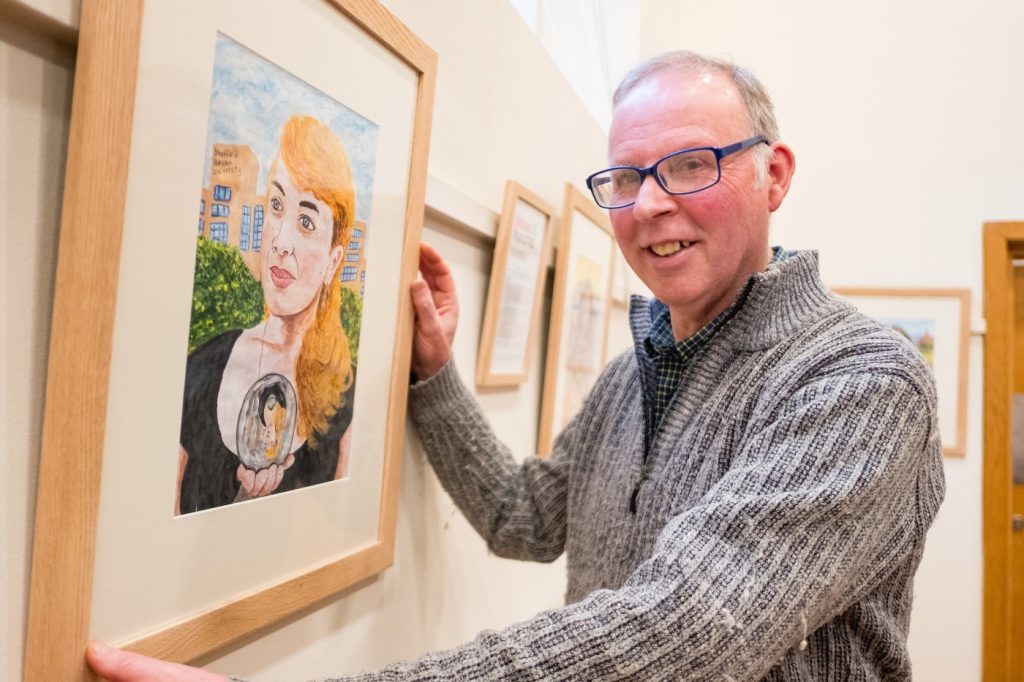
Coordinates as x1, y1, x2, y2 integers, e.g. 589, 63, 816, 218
302, 250, 944, 681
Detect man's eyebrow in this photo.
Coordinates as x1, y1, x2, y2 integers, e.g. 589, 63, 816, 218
299, 200, 319, 213
272, 180, 285, 195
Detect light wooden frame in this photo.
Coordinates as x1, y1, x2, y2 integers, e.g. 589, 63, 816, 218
834, 287, 970, 457
476, 181, 555, 387
22, 1, 435, 679
982, 221, 1024, 681
537, 184, 616, 456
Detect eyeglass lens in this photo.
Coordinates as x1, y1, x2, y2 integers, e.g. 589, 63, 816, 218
590, 148, 720, 208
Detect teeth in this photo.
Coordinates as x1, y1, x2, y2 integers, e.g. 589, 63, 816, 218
651, 241, 690, 257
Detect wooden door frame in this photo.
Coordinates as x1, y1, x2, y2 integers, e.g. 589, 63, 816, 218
982, 221, 1024, 680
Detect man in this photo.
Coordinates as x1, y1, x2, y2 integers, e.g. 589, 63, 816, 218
89, 50, 944, 681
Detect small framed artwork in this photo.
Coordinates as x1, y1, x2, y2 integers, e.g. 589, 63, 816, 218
537, 184, 617, 455
24, 0, 435, 679
834, 288, 970, 457
475, 181, 555, 387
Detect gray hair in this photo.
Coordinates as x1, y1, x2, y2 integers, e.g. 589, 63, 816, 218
613, 51, 778, 181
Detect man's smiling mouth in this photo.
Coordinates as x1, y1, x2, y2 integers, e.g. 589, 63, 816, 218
650, 241, 693, 257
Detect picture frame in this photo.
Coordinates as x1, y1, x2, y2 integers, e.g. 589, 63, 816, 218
537, 184, 617, 455
23, 1, 436, 679
833, 288, 970, 457
475, 181, 555, 388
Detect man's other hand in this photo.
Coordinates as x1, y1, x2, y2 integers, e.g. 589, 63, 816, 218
86, 641, 227, 682
411, 243, 459, 380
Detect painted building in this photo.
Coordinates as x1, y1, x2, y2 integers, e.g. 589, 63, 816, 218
199, 144, 264, 278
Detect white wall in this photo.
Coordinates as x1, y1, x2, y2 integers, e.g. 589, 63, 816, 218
6, 0, 1019, 680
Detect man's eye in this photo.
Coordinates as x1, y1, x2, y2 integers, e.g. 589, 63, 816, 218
612, 171, 640, 189
298, 215, 315, 231
664, 154, 712, 175
270, 197, 283, 211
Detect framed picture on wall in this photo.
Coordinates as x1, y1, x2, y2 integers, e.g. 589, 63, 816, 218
23, 0, 436, 678
834, 288, 970, 457
475, 181, 555, 388
537, 184, 617, 456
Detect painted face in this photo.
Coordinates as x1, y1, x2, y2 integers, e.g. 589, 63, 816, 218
261, 158, 343, 318
608, 69, 781, 336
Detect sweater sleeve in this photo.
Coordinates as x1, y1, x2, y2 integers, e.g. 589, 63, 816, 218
324, 367, 942, 681
404, 360, 575, 563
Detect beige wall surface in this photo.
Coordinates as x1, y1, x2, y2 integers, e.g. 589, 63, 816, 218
7, 0, 1021, 680
1, 3, 75, 679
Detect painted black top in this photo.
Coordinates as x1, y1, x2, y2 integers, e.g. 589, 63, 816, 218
178, 329, 354, 514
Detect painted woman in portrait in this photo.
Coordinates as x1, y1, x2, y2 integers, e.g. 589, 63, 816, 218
176, 116, 357, 515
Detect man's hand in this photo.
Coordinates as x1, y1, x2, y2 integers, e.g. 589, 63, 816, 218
410, 243, 459, 380
86, 641, 226, 681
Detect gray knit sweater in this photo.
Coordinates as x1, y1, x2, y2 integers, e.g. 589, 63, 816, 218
338, 251, 945, 681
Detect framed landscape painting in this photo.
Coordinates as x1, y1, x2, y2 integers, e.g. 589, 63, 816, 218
24, 0, 436, 678
476, 181, 555, 388
537, 184, 617, 456
834, 288, 970, 457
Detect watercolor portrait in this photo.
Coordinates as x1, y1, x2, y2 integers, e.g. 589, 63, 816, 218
176, 34, 379, 515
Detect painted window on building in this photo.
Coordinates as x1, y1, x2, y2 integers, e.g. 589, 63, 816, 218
210, 221, 228, 244
341, 265, 358, 282
241, 205, 251, 250
253, 205, 264, 251
213, 185, 232, 201
211, 203, 230, 217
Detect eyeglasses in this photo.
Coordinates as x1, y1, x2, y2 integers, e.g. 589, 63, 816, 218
586, 135, 769, 209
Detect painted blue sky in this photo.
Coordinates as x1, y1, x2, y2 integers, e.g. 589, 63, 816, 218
202, 33, 379, 222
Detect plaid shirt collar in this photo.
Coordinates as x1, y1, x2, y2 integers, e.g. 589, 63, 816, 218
643, 246, 789, 358
638, 247, 790, 439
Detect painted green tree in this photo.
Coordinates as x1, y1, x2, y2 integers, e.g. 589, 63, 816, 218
188, 237, 264, 353
339, 285, 362, 366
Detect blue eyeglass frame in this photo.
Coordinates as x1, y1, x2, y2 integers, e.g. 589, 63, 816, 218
586, 135, 769, 209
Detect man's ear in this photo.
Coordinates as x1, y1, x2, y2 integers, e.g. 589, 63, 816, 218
766, 142, 796, 213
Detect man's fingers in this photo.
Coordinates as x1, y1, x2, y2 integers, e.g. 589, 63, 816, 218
411, 243, 458, 380
418, 241, 444, 268
86, 640, 226, 681
411, 279, 443, 331
419, 244, 457, 300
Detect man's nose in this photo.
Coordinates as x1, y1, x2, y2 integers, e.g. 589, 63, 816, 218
631, 174, 676, 222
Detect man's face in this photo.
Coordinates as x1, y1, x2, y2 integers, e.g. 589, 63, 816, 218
607, 68, 787, 337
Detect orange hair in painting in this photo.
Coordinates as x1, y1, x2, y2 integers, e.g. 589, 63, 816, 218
277, 115, 355, 443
